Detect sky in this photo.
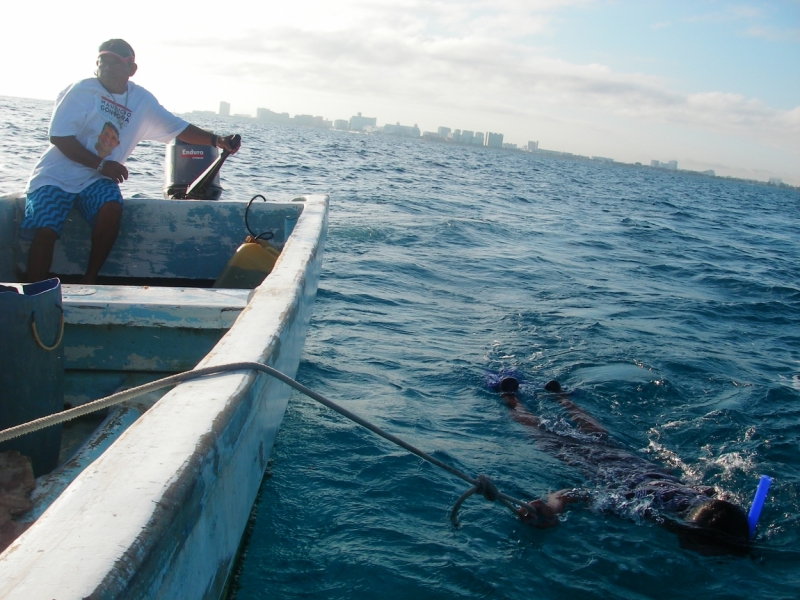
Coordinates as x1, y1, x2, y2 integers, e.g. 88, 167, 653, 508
2, 0, 799, 184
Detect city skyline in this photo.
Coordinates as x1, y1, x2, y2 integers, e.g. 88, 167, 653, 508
1, 1, 797, 184
184, 101, 793, 187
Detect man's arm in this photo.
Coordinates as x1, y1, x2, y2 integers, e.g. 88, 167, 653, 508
517, 489, 590, 528
500, 384, 605, 435
547, 388, 607, 435
50, 136, 128, 183
176, 125, 241, 153
499, 393, 540, 428
544, 489, 590, 513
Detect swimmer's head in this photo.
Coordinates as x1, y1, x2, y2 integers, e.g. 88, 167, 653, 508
544, 380, 563, 393
499, 377, 519, 394
677, 499, 750, 556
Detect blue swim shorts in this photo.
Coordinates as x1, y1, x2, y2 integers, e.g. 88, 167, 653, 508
20, 179, 123, 237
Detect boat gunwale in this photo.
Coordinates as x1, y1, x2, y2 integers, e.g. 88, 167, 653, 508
0, 194, 329, 600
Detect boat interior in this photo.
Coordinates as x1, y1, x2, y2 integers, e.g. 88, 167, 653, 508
0, 193, 307, 526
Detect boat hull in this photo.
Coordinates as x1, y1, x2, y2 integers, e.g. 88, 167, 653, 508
0, 194, 328, 599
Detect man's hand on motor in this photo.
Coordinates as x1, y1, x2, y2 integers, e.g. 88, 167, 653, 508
217, 134, 241, 154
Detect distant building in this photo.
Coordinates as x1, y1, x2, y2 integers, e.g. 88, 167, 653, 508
382, 123, 420, 138
422, 131, 445, 141
768, 177, 782, 186
256, 108, 290, 124
350, 112, 377, 131
459, 130, 474, 144
290, 115, 331, 128
473, 132, 485, 146
651, 160, 678, 170
449, 129, 461, 142
702, 170, 716, 176
437, 126, 451, 137
334, 119, 349, 130
527, 141, 539, 151
256, 109, 329, 128
487, 132, 503, 148
313, 116, 332, 128
219, 101, 231, 117
293, 114, 315, 127
502, 143, 517, 149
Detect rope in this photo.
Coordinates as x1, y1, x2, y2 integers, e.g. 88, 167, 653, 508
0, 361, 552, 527
30, 306, 64, 351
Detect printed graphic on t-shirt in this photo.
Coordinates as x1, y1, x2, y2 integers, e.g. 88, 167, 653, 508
99, 95, 133, 130
95, 121, 120, 159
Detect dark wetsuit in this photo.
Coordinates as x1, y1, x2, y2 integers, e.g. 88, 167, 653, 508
534, 426, 715, 521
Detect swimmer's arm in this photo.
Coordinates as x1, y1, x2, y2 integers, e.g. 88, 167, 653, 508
500, 393, 540, 428
517, 489, 589, 528
544, 489, 590, 513
517, 499, 559, 528
551, 394, 607, 435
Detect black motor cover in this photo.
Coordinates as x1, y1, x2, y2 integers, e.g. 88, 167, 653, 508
163, 139, 222, 200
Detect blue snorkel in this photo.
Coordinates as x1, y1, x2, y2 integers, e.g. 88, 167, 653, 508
747, 475, 772, 539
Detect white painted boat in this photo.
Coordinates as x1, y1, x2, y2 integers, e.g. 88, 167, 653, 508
0, 192, 328, 598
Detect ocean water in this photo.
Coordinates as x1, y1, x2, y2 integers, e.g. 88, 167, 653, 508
2, 95, 799, 599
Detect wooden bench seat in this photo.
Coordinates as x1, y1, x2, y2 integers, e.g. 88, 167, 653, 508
62, 284, 251, 329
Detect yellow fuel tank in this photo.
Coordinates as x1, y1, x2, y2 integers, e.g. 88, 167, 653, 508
213, 237, 281, 289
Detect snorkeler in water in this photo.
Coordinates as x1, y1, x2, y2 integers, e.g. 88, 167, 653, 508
494, 376, 751, 555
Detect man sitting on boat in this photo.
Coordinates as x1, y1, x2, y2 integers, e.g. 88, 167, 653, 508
495, 376, 751, 555
22, 38, 241, 284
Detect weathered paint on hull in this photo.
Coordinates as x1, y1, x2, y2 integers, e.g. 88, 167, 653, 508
61, 280, 252, 402
0, 194, 304, 281
0, 195, 328, 599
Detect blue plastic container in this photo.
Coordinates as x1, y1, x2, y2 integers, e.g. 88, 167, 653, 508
0, 278, 64, 476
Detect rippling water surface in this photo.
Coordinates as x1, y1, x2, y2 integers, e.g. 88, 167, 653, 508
2, 96, 799, 599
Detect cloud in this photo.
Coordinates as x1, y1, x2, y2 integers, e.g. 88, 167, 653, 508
683, 2, 799, 43
686, 4, 764, 23
189, 17, 798, 150
745, 26, 800, 42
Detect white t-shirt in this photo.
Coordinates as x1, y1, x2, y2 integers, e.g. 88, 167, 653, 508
27, 78, 189, 194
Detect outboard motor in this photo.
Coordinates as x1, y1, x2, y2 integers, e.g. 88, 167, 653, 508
163, 138, 223, 200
